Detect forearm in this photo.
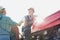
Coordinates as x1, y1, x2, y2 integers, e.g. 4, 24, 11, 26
18, 20, 23, 26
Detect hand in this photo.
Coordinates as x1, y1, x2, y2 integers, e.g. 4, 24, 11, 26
18, 20, 23, 26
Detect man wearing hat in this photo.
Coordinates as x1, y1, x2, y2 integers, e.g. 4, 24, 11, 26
0, 6, 19, 40
19, 7, 36, 40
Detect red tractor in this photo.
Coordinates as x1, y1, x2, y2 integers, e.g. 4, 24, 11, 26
31, 10, 60, 40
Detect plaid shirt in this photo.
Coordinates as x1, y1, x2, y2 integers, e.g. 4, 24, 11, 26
0, 14, 17, 32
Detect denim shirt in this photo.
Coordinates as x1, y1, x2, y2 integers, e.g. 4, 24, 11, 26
0, 14, 17, 33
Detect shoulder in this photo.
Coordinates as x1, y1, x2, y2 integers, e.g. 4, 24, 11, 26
3, 15, 9, 18
3, 15, 11, 20
25, 15, 29, 18
24, 15, 29, 19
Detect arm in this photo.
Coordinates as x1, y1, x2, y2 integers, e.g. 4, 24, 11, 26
18, 17, 26, 26
7, 17, 17, 26
18, 20, 23, 26
7, 17, 19, 40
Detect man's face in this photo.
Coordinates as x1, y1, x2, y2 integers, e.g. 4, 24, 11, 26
28, 10, 34, 16
2, 10, 6, 15
0, 10, 6, 15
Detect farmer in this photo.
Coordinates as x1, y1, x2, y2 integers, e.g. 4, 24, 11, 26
0, 6, 19, 40
19, 7, 36, 40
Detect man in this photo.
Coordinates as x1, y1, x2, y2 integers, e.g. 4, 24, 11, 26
19, 7, 36, 40
0, 6, 19, 40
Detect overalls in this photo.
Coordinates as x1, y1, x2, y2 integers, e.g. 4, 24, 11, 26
22, 15, 33, 40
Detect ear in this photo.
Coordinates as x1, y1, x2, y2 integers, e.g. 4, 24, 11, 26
2, 10, 6, 15
0, 10, 3, 13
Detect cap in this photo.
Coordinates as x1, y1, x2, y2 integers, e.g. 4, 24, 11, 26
28, 7, 34, 10
0, 6, 5, 10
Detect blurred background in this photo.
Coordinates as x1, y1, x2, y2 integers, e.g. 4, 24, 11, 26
0, 0, 60, 37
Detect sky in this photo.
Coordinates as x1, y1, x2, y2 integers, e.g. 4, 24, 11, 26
0, 0, 60, 35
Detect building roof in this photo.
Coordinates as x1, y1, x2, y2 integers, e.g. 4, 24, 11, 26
31, 10, 60, 33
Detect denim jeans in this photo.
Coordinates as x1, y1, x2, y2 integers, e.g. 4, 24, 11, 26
22, 27, 31, 40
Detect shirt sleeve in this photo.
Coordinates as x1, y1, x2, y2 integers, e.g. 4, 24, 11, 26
7, 17, 17, 26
